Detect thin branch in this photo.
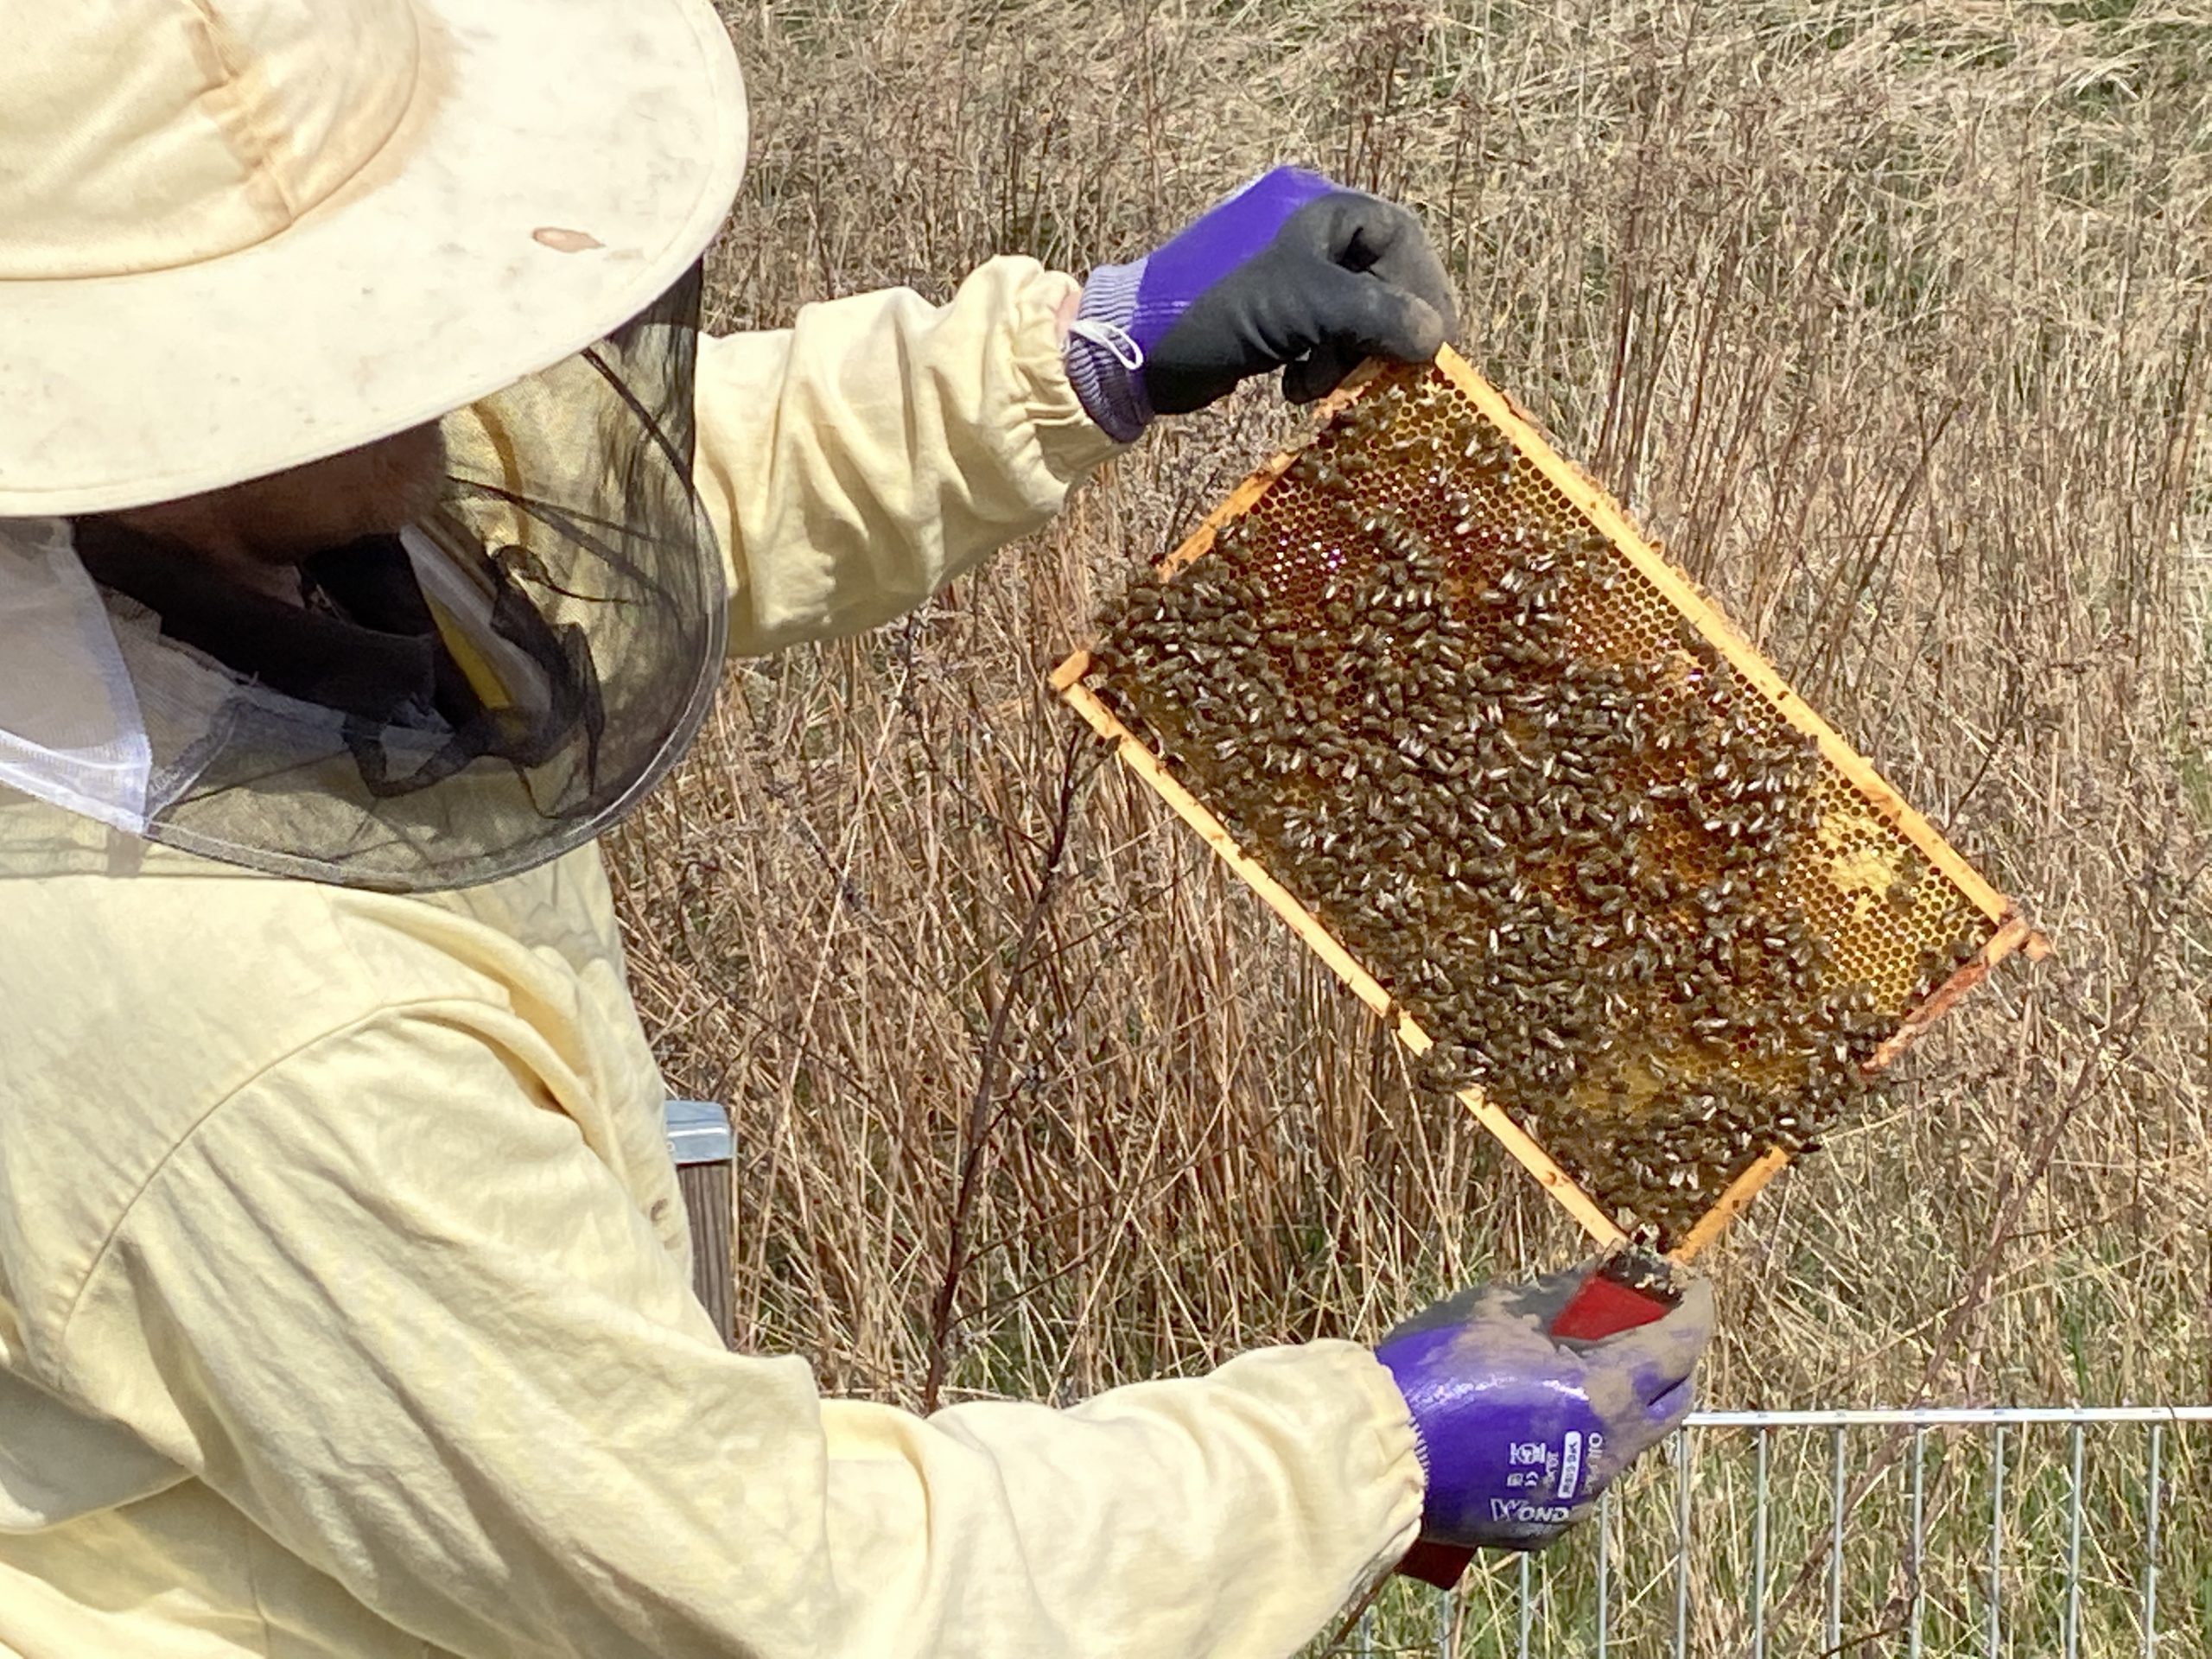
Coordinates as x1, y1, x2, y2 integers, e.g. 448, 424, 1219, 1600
921, 728, 1096, 1413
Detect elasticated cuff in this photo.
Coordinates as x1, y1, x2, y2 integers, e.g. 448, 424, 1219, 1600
1062, 257, 1153, 443
1312, 1340, 1430, 1569
1007, 265, 1130, 480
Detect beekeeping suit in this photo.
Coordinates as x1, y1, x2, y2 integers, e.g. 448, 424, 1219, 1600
0, 3, 1708, 1656
0, 4, 1437, 1656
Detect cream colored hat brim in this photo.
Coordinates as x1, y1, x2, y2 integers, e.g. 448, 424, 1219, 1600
0, 0, 747, 518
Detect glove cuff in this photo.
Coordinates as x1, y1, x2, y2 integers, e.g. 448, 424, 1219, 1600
1064, 257, 1153, 442
1376, 1348, 1435, 1480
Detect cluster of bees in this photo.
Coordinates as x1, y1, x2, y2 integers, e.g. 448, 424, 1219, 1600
1088, 372, 1980, 1243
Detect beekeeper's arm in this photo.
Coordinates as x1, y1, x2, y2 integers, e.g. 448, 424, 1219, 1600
55, 1001, 1704, 1658
55, 1005, 1419, 1659
696, 168, 1460, 654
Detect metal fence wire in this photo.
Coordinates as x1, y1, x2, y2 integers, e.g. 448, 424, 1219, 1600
1393, 1407, 2209, 1659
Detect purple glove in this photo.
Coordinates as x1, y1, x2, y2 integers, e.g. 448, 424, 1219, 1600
1376, 1268, 1713, 1551
1065, 167, 1457, 441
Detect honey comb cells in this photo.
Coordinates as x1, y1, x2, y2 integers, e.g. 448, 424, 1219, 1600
1060, 352, 2034, 1252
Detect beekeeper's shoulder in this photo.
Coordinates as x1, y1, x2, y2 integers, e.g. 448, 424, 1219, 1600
0, 788, 625, 1340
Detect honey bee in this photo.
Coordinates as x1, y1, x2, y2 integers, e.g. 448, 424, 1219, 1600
1084, 362, 1916, 1240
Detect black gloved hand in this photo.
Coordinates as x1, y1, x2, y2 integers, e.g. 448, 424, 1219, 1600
1064, 168, 1458, 442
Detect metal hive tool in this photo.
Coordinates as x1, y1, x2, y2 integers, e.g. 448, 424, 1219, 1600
1052, 347, 2048, 1259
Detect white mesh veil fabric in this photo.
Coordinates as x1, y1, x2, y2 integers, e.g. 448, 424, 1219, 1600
0, 266, 725, 891
0, 517, 154, 835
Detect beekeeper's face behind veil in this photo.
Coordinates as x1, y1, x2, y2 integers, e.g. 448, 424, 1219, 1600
0, 0, 749, 892
108, 423, 455, 598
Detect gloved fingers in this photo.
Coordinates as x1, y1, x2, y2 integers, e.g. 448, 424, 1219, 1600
1281, 339, 1365, 404
1380, 1280, 1489, 1343
1642, 1371, 1698, 1438
1580, 1373, 1696, 1488
1447, 1262, 1590, 1332
1288, 256, 1452, 376
1301, 192, 1462, 345
1382, 1261, 1591, 1343
1596, 1278, 1716, 1402
1514, 1262, 1603, 1322
1382, 1264, 1597, 1348
1649, 1276, 1716, 1369
1277, 201, 1454, 401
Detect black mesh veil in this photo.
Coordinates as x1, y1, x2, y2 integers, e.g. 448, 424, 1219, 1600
73, 266, 726, 891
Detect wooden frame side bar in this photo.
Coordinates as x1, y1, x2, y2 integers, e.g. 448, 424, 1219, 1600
1058, 676, 1627, 1249
1866, 913, 2041, 1070
1672, 912, 2042, 1256
1673, 1149, 1790, 1263
1429, 347, 2031, 939
1058, 664, 2039, 1262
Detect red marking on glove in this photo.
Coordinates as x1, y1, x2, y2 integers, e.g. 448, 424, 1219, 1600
1397, 1538, 1477, 1589
1548, 1269, 1675, 1341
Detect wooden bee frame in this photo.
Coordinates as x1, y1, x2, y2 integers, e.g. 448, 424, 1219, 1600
1052, 347, 2048, 1262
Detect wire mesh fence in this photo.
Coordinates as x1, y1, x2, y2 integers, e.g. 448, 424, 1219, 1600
1380, 1407, 2209, 1659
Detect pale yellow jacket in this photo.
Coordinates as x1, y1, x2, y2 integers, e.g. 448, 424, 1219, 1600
0, 257, 1424, 1659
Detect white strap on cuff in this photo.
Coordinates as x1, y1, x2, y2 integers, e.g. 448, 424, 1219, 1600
1065, 316, 1146, 372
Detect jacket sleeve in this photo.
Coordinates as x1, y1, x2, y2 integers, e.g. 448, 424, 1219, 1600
694, 255, 1124, 657
53, 1006, 1423, 1659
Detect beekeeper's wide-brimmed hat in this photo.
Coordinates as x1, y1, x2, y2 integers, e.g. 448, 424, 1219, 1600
0, 0, 748, 517
0, 0, 749, 891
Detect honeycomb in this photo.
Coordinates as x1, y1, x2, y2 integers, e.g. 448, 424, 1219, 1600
1059, 350, 2036, 1253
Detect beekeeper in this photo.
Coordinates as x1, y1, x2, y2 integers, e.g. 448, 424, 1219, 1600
0, 3, 1713, 1656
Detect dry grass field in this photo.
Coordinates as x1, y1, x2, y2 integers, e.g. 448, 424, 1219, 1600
605, 1, 2209, 1649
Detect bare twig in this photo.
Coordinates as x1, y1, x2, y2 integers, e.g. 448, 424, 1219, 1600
921, 728, 1095, 1413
